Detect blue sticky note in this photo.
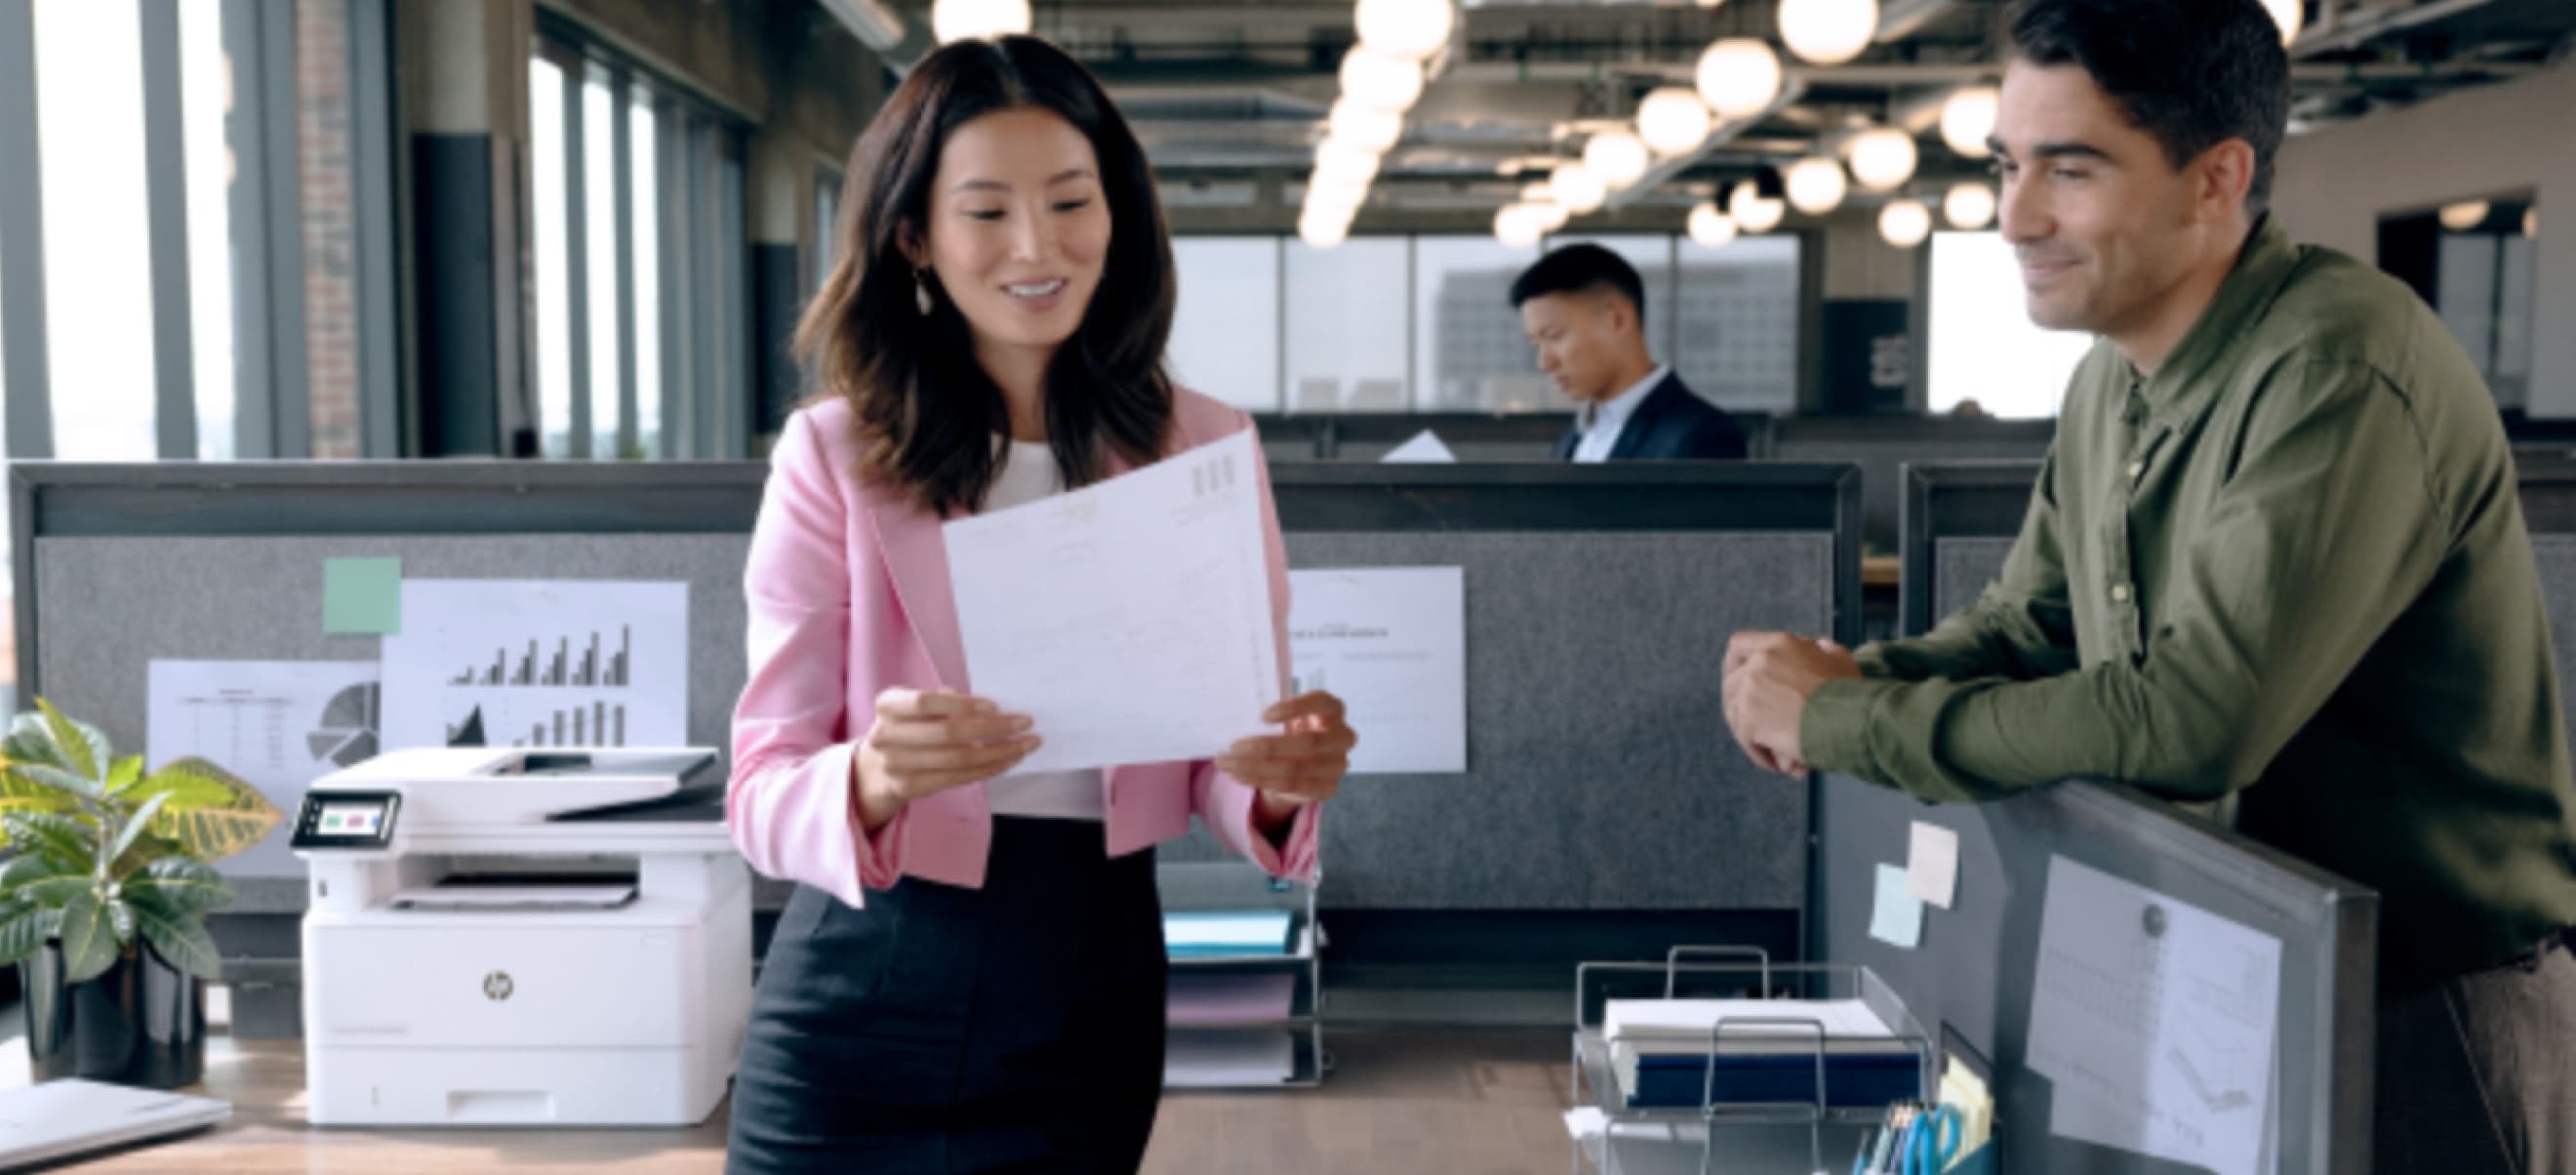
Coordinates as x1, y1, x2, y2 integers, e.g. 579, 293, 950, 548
1870, 863, 1925, 949
323, 558, 403, 635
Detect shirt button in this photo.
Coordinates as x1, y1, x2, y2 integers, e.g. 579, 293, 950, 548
2111, 584, 2132, 603
2126, 460, 2144, 480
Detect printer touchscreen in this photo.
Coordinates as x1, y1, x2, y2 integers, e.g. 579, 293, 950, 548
291, 790, 400, 850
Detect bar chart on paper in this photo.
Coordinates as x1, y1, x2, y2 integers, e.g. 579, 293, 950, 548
381, 580, 689, 752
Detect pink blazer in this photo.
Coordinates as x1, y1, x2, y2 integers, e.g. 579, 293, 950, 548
726, 389, 1322, 910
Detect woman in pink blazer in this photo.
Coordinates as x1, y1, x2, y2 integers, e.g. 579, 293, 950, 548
723, 35, 1353, 1175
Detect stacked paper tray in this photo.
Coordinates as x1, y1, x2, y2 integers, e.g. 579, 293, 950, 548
1605, 996, 1923, 1111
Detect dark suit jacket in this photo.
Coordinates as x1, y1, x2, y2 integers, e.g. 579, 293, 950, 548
1551, 373, 1750, 462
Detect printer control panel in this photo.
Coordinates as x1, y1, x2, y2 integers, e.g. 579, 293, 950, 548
291, 790, 402, 850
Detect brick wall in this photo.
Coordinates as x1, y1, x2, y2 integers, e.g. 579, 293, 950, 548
298, 0, 360, 458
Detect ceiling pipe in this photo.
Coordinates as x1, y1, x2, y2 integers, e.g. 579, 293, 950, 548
2290, 0, 2499, 58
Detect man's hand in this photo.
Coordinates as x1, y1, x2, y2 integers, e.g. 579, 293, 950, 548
1722, 632, 1862, 776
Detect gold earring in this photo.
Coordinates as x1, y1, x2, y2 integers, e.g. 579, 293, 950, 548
915, 269, 934, 316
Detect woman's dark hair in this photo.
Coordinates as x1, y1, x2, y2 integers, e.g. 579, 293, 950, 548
2008, 0, 2290, 214
796, 36, 1176, 516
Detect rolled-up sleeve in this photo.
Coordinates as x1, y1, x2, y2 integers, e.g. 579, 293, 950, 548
727, 410, 907, 908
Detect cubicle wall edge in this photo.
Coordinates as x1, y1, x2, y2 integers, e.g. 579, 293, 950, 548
1897, 461, 2040, 639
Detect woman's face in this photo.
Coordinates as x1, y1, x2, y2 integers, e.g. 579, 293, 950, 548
910, 105, 1113, 363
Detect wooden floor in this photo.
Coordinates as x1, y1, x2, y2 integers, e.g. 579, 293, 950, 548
21, 1028, 1580, 1174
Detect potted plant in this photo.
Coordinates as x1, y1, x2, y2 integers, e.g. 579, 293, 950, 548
0, 699, 280, 1087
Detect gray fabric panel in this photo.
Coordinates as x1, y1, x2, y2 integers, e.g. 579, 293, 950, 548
1933, 537, 2018, 622
2531, 536, 2576, 743
1192, 530, 1833, 911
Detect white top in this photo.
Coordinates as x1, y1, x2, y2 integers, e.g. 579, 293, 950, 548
975, 437, 1108, 822
1571, 365, 1670, 465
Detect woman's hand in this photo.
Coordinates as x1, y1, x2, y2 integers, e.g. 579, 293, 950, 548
1219, 692, 1356, 835
853, 689, 1038, 832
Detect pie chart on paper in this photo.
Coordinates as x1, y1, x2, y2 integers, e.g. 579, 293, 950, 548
305, 682, 381, 769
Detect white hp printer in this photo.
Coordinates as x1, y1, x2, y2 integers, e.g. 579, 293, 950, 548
293, 747, 749, 1127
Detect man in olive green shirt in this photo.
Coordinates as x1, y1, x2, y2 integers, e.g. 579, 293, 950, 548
1722, 1, 2576, 1169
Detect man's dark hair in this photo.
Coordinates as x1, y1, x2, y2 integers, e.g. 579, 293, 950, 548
1509, 244, 1648, 328
2007, 0, 2291, 214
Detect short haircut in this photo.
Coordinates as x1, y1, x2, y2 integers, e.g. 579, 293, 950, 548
1509, 244, 1647, 328
2007, 0, 2291, 214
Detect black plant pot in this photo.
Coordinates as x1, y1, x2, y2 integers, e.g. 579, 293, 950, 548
19, 942, 207, 1088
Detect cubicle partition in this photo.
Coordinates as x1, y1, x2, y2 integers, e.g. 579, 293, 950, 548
9, 458, 1864, 1023
1819, 452, 2576, 1174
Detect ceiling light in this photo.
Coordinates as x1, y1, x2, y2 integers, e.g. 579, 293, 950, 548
1550, 163, 1609, 215
930, 0, 1031, 43
1328, 100, 1404, 154
1495, 203, 1548, 249
1785, 156, 1847, 216
2262, 0, 2303, 45
1879, 199, 1931, 248
1687, 202, 1738, 248
1315, 139, 1383, 186
1944, 182, 1996, 230
1695, 38, 1782, 120
1941, 86, 1998, 158
1300, 208, 1350, 250
1730, 181, 1785, 233
1584, 131, 1652, 188
1354, 0, 1456, 62
1527, 199, 1571, 232
1847, 127, 1918, 191
1635, 88, 1714, 157
2440, 200, 2491, 231
1779, 0, 1878, 66
1340, 49, 1424, 112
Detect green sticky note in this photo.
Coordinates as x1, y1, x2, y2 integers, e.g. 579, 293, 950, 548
323, 558, 403, 635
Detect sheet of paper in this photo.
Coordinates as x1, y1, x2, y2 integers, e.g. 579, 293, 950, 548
379, 580, 689, 752
1167, 972, 1297, 1025
322, 557, 403, 634
1909, 821, 1962, 909
1163, 1029, 1294, 1086
2026, 855, 2280, 1175
1871, 863, 1924, 949
147, 659, 382, 877
946, 429, 1278, 773
1380, 428, 1456, 464
1287, 567, 1466, 774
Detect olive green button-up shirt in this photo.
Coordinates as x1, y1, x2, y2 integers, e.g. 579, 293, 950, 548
1802, 216, 2576, 990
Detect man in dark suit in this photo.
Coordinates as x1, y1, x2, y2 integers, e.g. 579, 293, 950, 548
1511, 244, 1749, 462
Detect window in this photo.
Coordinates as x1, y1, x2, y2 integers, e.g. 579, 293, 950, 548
584, 69, 621, 459
814, 167, 841, 296
631, 92, 662, 457
35, 0, 157, 460
530, 55, 573, 457
1414, 237, 1549, 413
179, 0, 232, 459
1674, 234, 1800, 413
1927, 231, 2092, 419
1168, 237, 1280, 411
1283, 237, 1408, 412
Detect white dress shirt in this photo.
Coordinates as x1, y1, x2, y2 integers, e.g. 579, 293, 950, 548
1570, 366, 1670, 465
974, 436, 1108, 822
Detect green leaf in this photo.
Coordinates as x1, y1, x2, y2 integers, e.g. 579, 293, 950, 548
4, 812, 97, 871
127, 758, 251, 814
0, 851, 70, 893
0, 903, 58, 967
109, 792, 173, 866
15, 875, 95, 909
57, 890, 117, 984
105, 897, 135, 944
0, 768, 77, 817
107, 831, 188, 883
142, 760, 281, 865
6, 762, 100, 800
126, 858, 230, 913
4, 712, 67, 771
34, 698, 107, 785
104, 756, 144, 796
130, 899, 221, 981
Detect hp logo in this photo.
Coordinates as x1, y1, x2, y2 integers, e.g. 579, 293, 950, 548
482, 971, 514, 1001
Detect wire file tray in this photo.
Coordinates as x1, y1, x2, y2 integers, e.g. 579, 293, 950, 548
1569, 948, 1935, 1175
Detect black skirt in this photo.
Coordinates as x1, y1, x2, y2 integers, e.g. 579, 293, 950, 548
728, 817, 1168, 1174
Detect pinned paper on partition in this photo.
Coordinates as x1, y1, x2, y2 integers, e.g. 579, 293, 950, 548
1380, 429, 1456, 464
322, 557, 404, 635
1909, 821, 1961, 909
1870, 863, 1925, 949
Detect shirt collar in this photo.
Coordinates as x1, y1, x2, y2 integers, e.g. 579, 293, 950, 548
1587, 365, 1670, 434
2134, 215, 2305, 421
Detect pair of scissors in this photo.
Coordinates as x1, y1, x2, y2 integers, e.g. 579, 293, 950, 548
1903, 1103, 1962, 1175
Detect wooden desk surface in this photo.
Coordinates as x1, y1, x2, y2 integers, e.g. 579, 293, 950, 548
19, 1028, 1575, 1174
